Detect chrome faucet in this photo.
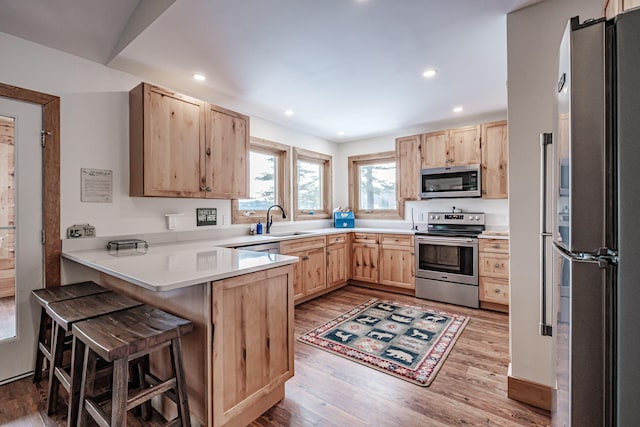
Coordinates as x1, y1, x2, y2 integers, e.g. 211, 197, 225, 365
266, 205, 287, 234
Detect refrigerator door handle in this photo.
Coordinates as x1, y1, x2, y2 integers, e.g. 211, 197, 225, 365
554, 243, 619, 268
539, 132, 553, 337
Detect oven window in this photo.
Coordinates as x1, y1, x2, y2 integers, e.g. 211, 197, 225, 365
417, 243, 474, 276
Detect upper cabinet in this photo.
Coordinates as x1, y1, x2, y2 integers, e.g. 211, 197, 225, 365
129, 83, 249, 199
395, 134, 421, 201
481, 120, 508, 199
421, 125, 481, 169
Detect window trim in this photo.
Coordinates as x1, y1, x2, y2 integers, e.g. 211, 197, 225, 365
232, 137, 290, 224
293, 147, 332, 221
348, 151, 402, 220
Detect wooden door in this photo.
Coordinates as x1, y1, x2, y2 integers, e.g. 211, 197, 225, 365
214, 267, 294, 426
303, 247, 326, 295
138, 84, 205, 197
420, 130, 449, 168
206, 105, 249, 199
352, 243, 379, 283
449, 125, 481, 166
379, 246, 415, 290
396, 134, 421, 200
481, 120, 509, 199
326, 243, 348, 287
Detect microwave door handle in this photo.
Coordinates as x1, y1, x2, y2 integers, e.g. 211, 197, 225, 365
539, 132, 553, 337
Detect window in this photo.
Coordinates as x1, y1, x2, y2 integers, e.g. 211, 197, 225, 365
293, 148, 332, 220
232, 138, 290, 224
348, 152, 401, 219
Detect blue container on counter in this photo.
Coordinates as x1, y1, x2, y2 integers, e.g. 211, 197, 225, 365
333, 211, 354, 228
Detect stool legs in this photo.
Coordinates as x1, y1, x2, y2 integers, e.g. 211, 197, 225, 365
33, 307, 49, 383
67, 337, 85, 427
170, 338, 190, 427
78, 344, 97, 427
111, 358, 129, 427
46, 322, 66, 415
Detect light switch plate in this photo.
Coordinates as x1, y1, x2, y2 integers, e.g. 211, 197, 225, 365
67, 223, 96, 238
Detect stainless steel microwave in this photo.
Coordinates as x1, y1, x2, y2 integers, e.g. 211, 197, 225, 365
420, 164, 482, 199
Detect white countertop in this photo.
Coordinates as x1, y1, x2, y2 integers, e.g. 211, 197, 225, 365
62, 242, 298, 292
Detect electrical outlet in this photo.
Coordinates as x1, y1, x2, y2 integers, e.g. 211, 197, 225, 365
66, 223, 96, 238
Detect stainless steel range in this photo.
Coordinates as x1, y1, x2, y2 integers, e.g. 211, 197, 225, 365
415, 211, 485, 308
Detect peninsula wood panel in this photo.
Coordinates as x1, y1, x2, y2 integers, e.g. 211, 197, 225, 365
205, 106, 249, 199
449, 125, 481, 166
396, 134, 421, 201
420, 130, 449, 168
481, 120, 509, 199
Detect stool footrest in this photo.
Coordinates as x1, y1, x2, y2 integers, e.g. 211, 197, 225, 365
145, 372, 178, 404
127, 377, 176, 411
84, 398, 111, 427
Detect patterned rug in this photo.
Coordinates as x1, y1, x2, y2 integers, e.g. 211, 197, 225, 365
298, 298, 469, 386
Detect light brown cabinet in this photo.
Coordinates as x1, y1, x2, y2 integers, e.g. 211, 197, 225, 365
395, 134, 421, 201
129, 82, 249, 199
281, 236, 327, 302
351, 233, 379, 283
421, 125, 481, 169
479, 238, 510, 312
379, 234, 414, 290
481, 120, 508, 199
326, 233, 349, 288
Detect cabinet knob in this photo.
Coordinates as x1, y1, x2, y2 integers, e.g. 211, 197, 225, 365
200, 185, 207, 191
493, 244, 500, 249
326, 251, 330, 255
495, 263, 501, 269
302, 255, 309, 261
206, 147, 211, 156
495, 288, 501, 294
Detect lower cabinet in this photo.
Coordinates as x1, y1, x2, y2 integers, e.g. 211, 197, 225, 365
326, 233, 349, 287
351, 233, 379, 283
281, 236, 327, 303
379, 234, 415, 290
478, 238, 510, 312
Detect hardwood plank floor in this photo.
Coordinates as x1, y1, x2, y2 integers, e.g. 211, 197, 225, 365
0, 285, 550, 426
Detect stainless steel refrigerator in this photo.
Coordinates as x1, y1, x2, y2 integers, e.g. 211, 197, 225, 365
539, 9, 640, 427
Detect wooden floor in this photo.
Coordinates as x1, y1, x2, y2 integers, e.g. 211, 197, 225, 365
0, 285, 550, 426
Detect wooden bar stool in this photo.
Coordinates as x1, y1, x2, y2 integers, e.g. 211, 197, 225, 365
71, 304, 193, 427
31, 281, 109, 383
44, 291, 142, 422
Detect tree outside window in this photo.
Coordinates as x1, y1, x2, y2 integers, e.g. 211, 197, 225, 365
349, 152, 401, 219
293, 148, 332, 220
297, 160, 322, 211
238, 151, 276, 211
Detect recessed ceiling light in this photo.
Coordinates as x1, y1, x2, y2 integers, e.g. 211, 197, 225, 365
284, 109, 295, 116
453, 106, 463, 113
337, 131, 345, 136
422, 68, 438, 78
193, 73, 206, 81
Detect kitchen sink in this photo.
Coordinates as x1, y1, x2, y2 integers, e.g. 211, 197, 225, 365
268, 231, 313, 237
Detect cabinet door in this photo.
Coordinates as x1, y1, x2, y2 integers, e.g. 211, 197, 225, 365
449, 125, 481, 166
205, 106, 250, 199
289, 251, 305, 301
479, 276, 509, 305
396, 134, 421, 200
481, 120, 508, 199
304, 247, 326, 295
214, 268, 293, 423
352, 243, 379, 283
379, 246, 415, 289
326, 243, 348, 287
479, 252, 510, 279
137, 84, 206, 197
421, 130, 449, 168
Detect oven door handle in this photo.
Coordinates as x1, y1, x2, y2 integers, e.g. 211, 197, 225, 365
415, 236, 476, 245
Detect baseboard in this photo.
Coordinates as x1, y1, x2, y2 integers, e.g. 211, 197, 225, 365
349, 280, 415, 296
507, 374, 553, 412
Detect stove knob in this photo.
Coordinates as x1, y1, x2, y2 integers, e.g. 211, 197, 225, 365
430, 215, 435, 220
435, 215, 440, 220
476, 215, 481, 220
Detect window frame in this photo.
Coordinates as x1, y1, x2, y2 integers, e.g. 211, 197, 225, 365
348, 151, 402, 220
293, 147, 332, 221
232, 137, 290, 224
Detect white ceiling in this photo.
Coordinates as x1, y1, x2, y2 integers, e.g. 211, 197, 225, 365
0, 0, 543, 142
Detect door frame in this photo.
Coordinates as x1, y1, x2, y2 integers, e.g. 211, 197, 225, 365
0, 82, 60, 288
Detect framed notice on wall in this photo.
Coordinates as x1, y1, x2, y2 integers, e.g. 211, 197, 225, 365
81, 168, 113, 203
197, 208, 217, 226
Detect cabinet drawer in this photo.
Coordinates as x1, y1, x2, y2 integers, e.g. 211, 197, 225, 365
480, 277, 509, 305
380, 234, 413, 247
280, 236, 326, 254
352, 233, 379, 244
479, 253, 509, 279
479, 238, 509, 254
327, 233, 348, 246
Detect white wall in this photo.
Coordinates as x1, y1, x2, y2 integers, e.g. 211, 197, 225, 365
0, 32, 337, 238
506, 0, 601, 386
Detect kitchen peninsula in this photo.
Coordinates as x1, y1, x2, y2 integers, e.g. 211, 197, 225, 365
62, 243, 298, 427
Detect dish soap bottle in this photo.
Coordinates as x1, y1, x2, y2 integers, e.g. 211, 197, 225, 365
256, 220, 263, 235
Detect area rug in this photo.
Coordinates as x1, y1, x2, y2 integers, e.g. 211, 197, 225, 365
298, 298, 469, 386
